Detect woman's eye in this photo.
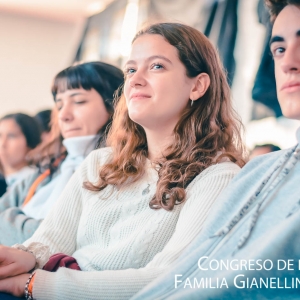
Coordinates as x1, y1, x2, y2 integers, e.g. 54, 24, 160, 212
124, 68, 136, 76
151, 63, 164, 70
75, 100, 87, 105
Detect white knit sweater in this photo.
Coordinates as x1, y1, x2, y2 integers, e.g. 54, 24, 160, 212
23, 147, 240, 300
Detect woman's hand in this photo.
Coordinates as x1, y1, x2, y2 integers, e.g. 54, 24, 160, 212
0, 273, 30, 297
0, 245, 36, 279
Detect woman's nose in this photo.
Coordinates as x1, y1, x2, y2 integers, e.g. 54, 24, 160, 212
58, 103, 74, 122
128, 70, 147, 87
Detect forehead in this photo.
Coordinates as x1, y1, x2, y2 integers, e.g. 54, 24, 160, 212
129, 34, 177, 60
0, 119, 20, 131
272, 5, 300, 38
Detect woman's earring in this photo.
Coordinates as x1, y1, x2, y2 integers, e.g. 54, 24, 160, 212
190, 99, 194, 107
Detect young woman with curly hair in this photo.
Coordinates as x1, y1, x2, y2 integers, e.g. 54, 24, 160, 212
0, 23, 245, 299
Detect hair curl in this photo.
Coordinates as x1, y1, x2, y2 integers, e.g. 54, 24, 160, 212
84, 23, 246, 211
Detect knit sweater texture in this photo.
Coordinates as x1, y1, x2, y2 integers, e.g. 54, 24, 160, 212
23, 147, 240, 300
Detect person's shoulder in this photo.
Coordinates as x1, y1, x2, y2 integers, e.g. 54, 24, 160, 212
189, 161, 241, 189
79, 147, 113, 180
229, 147, 294, 187
87, 147, 113, 163
201, 161, 241, 178
243, 147, 291, 171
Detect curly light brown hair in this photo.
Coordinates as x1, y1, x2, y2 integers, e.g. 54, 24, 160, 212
84, 23, 246, 211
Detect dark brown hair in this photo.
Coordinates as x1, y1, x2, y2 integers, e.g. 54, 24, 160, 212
84, 23, 246, 211
265, 0, 300, 22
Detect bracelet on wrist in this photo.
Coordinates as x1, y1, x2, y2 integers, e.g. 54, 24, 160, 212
25, 271, 36, 300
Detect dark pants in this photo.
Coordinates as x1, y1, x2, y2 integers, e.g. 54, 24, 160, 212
0, 293, 25, 299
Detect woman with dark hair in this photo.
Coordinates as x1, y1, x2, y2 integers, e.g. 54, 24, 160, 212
0, 23, 244, 299
0, 61, 124, 246
0, 113, 41, 188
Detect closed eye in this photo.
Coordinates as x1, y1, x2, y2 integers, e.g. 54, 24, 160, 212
74, 100, 87, 104
56, 103, 62, 110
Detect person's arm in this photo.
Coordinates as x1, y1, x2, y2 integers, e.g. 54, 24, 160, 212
22, 161, 85, 257
0, 158, 85, 280
30, 162, 240, 300
0, 172, 37, 213
0, 208, 43, 246
22, 148, 112, 257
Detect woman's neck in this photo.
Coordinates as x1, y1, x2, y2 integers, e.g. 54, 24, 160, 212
145, 128, 174, 161
3, 161, 28, 176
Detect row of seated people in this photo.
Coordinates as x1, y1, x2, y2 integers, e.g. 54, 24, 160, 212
0, 0, 299, 298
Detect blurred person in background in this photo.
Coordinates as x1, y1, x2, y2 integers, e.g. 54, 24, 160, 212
0, 113, 41, 188
250, 143, 281, 159
34, 109, 52, 143
0, 61, 124, 246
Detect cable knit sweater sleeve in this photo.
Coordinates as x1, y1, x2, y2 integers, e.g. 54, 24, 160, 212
24, 149, 240, 300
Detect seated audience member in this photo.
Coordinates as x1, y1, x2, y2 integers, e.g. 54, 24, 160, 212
133, 1, 300, 299
0, 113, 41, 188
0, 61, 124, 246
34, 109, 52, 143
0, 22, 245, 299
250, 143, 281, 159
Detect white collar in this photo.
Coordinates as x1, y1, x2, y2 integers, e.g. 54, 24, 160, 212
62, 135, 98, 159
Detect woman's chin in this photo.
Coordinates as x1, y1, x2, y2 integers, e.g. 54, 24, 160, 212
62, 130, 84, 139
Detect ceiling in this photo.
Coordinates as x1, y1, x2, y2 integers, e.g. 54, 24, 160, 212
0, 0, 116, 22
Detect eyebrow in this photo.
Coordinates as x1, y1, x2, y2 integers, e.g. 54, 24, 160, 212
55, 92, 85, 102
125, 55, 173, 66
269, 35, 284, 47
269, 30, 300, 47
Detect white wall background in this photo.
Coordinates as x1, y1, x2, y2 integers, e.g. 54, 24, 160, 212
0, 12, 84, 116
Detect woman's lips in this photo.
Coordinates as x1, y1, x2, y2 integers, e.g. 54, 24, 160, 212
130, 93, 151, 100
281, 81, 300, 92
64, 128, 81, 133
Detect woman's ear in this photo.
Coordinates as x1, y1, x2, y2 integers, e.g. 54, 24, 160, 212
189, 73, 210, 101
